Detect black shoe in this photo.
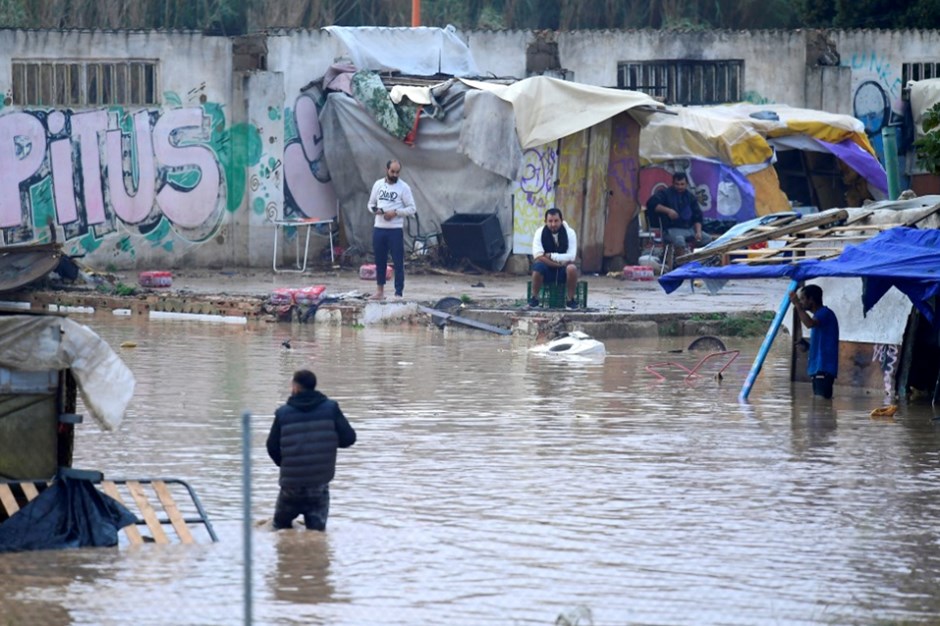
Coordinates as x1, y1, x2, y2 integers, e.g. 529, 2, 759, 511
527, 297, 540, 308
566, 299, 579, 310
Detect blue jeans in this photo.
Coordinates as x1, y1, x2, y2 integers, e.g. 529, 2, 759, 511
373, 227, 404, 295
532, 260, 567, 284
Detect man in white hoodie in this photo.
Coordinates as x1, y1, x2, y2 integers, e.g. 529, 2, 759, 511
367, 159, 417, 299
530, 207, 579, 309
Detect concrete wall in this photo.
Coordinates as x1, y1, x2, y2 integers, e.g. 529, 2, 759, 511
0, 30, 237, 270
1, 27, 939, 271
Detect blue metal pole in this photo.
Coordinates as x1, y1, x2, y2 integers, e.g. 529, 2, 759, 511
739, 280, 799, 402
242, 410, 253, 626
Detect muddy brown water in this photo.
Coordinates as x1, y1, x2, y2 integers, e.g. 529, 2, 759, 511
2, 316, 940, 625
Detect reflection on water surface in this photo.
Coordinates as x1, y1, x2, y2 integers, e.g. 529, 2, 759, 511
2, 317, 940, 625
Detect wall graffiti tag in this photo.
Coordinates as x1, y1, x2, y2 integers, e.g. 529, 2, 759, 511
283, 92, 337, 221
511, 144, 558, 253
0, 105, 226, 252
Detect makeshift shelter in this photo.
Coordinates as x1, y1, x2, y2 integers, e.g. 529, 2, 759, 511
638, 104, 888, 226
658, 200, 940, 399
0, 311, 217, 549
315, 26, 664, 273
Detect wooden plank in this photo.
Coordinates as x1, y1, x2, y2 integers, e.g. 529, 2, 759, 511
581, 119, 611, 272
20, 482, 40, 501
604, 112, 641, 260
0, 484, 19, 516
100, 481, 144, 545
677, 209, 848, 265
126, 480, 170, 544
555, 129, 589, 235
151, 481, 195, 544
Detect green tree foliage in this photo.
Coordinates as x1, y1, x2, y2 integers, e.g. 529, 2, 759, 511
0, 0, 936, 31
914, 102, 940, 175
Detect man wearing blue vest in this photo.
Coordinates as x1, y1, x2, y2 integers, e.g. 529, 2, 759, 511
267, 369, 357, 530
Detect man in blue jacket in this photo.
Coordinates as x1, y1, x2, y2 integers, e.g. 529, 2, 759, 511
267, 369, 357, 530
646, 171, 712, 251
790, 284, 840, 399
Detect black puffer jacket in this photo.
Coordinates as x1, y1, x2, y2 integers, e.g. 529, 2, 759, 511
266, 390, 356, 488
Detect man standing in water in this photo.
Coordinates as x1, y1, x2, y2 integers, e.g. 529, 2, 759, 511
790, 284, 840, 399
367, 159, 417, 300
267, 369, 356, 530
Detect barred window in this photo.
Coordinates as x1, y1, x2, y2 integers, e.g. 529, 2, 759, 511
11, 60, 158, 106
617, 60, 744, 105
902, 61, 940, 84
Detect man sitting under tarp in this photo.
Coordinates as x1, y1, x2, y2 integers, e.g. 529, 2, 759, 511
646, 171, 713, 255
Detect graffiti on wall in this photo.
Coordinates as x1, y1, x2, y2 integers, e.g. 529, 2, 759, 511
0, 95, 261, 259
511, 144, 558, 253
845, 50, 905, 162
283, 92, 337, 221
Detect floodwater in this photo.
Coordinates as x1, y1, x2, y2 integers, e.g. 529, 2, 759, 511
3, 315, 940, 626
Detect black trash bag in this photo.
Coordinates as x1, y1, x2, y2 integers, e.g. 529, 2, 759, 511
0, 477, 138, 552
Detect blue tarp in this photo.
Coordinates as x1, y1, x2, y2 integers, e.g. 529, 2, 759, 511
659, 226, 940, 322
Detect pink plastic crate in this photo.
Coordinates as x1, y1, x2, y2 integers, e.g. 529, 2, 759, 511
359, 264, 393, 280
138, 271, 173, 288
623, 265, 655, 281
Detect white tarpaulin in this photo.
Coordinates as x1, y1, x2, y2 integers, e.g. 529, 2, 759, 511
320, 87, 513, 267
0, 316, 135, 430
324, 25, 479, 77
460, 76, 663, 149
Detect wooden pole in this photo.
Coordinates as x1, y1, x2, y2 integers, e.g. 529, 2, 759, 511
412, 0, 421, 26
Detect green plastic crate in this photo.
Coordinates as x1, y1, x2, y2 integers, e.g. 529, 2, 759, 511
526, 280, 587, 309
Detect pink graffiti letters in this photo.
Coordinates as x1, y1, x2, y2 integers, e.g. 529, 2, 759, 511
0, 106, 221, 235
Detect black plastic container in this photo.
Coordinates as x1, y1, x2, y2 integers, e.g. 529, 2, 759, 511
441, 213, 505, 267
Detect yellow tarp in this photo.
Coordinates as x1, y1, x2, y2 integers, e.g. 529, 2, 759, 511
639, 103, 876, 168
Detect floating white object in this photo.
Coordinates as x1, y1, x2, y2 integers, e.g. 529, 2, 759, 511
529, 331, 606, 357
149, 311, 247, 324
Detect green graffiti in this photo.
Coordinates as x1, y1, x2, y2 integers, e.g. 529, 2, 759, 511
164, 91, 183, 107
252, 197, 266, 215
78, 232, 103, 253
284, 107, 297, 142
29, 178, 55, 243
167, 169, 202, 189
268, 106, 281, 121
202, 102, 262, 214
163, 241, 174, 252
743, 90, 774, 105
117, 236, 134, 253
144, 217, 172, 245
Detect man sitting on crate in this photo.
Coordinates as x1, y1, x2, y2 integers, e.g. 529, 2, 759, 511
529, 207, 580, 310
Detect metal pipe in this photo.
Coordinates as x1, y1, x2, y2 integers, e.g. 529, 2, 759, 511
881, 125, 901, 200
412, 0, 421, 26
242, 410, 253, 625
739, 280, 798, 401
